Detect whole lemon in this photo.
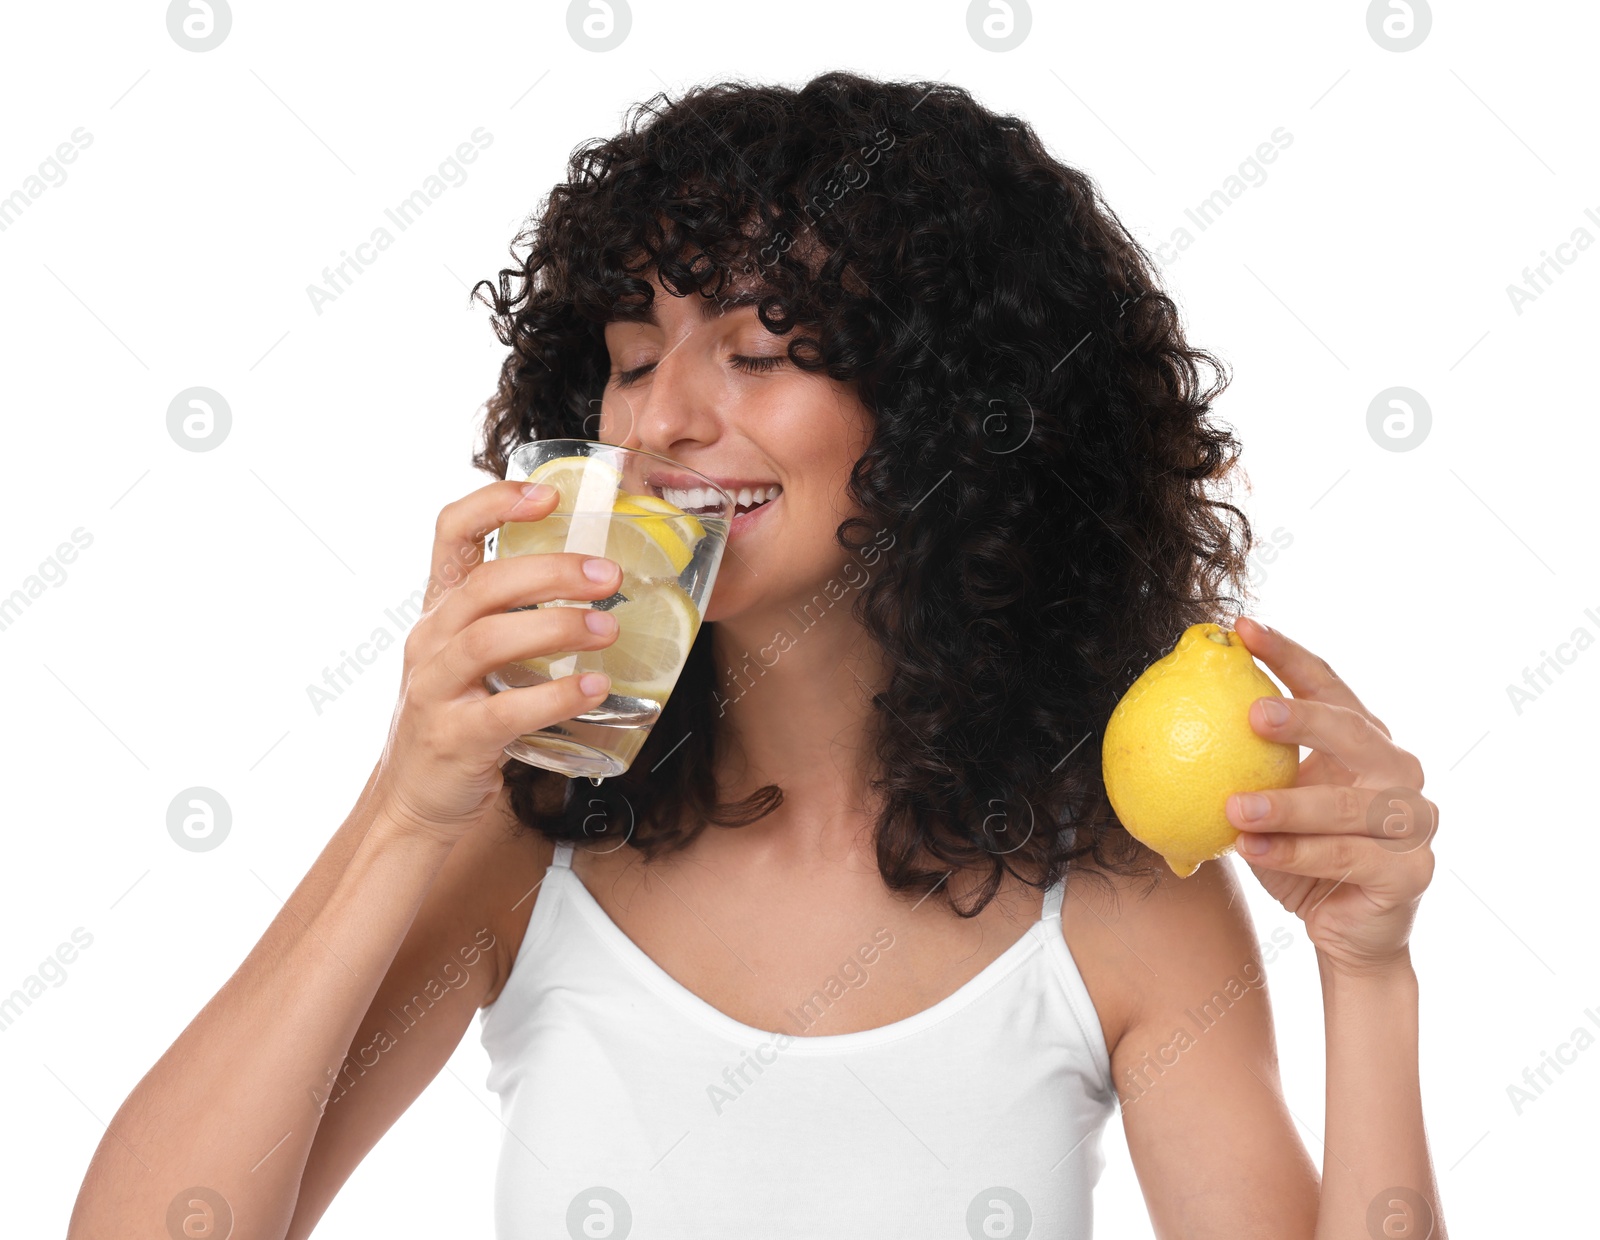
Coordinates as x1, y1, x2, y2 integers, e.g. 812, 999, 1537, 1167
1102, 623, 1298, 877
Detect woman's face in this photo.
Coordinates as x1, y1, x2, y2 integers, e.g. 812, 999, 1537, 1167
597, 269, 873, 625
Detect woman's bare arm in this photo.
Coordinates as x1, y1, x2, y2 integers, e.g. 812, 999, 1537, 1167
284, 792, 549, 1239
1075, 855, 1444, 1239
1313, 952, 1442, 1240
1069, 857, 1320, 1238
68, 477, 621, 1240
67, 763, 464, 1240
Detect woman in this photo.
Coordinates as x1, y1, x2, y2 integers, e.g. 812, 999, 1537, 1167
70, 72, 1445, 1238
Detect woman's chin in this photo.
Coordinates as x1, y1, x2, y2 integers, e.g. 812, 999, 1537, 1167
701, 592, 748, 626
701, 578, 772, 627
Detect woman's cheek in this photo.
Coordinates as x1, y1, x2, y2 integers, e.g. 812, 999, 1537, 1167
599, 391, 639, 441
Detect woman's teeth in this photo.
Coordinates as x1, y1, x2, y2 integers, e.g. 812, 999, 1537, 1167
661, 484, 781, 515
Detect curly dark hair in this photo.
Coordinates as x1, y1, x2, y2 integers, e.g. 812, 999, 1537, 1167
469, 70, 1257, 915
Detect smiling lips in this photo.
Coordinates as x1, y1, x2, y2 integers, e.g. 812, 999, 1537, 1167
653, 476, 784, 516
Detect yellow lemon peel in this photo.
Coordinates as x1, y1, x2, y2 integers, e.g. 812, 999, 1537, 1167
1102, 623, 1298, 878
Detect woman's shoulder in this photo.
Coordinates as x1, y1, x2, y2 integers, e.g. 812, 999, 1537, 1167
1061, 853, 1266, 1058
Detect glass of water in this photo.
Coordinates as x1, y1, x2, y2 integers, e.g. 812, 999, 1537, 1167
482, 440, 736, 779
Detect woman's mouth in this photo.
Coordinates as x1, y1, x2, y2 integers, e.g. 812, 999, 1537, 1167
659, 482, 782, 519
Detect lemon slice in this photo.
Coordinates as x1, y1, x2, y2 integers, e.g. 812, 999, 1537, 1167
498, 455, 622, 560
497, 512, 568, 559
500, 464, 704, 576
509, 514, 701, 696
515, 576, 700, 701
623, 491, 708, 538
599, 511, 679, 581
522, 454, 622, 513
596, 577, 701, 699
498, 504, 701, 575
612, 494, 701, 574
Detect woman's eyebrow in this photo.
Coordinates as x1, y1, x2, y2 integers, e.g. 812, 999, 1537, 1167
605, 301, 655, 325
706, 290, 764, 317
605, 290, 765, 325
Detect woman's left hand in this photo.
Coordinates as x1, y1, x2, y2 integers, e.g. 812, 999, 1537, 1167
1223, 616, 1438, 976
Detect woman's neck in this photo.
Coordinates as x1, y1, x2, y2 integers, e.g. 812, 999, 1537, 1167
705, 603, 888, 853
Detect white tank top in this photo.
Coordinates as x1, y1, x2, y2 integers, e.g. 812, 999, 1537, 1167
478, 841, 1117, 1238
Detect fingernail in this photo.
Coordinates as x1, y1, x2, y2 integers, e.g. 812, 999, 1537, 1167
579, 672, 610, 696
583, 558, 618, 583
520, 482, 557, 503
1236, 831, 1270, 855
1234, 793, 1270, 821
1258, 698, 1289, 725
584, 610, 616, 635
1246, 615, 1271, 632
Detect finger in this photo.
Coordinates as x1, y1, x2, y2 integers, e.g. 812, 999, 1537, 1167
1234, 828, 1433, 897
1233, 617, 1383, 728
1228, 783, 1437, 851
427, 479, 560, 603
449, 669, 615, 754
422, 602, 619, 700
1297, 749, 1360, 788
1247, 696, 1418, 784
426, 550, 623, 647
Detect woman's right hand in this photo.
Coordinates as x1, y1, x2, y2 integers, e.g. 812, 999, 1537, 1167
372, 479, 622, 844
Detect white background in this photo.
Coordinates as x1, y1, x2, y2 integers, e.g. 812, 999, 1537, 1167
2, 1, 1594, 1235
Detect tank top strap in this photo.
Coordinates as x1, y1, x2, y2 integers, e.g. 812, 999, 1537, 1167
1040, 875, 1065, 922
550, 841, 575, 870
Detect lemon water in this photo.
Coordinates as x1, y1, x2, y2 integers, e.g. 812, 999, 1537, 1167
485, 509, 728, 777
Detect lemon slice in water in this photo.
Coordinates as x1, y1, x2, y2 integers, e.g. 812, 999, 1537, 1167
612, 492, 703, 574
522, 454, 621, 512
509, 512, 702, 699
498, 455, 621, 559
595, 576, 701, 700
622, 490, 708, 535
498, 460, 705, 574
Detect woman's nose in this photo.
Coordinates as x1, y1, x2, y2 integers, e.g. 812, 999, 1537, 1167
618, 336, 717, 453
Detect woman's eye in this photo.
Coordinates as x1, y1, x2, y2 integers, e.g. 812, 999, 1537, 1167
612, 362, 655, 387
730, 354, 786, 375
